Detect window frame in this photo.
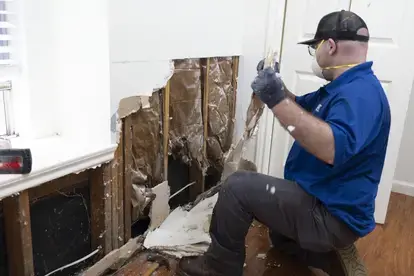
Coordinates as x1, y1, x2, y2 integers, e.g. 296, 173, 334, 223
0, 80, 14, 137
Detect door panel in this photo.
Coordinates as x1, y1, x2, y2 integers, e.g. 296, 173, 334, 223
267, 0, 414, 223
350, 0, 414, 223
268, 0, 350, 178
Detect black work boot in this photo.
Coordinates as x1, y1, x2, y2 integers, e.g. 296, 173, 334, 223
177, 256, 219, 276
309, 244, 368, 276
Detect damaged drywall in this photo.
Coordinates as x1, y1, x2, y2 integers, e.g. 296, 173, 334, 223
169, 59, 205, 169
115, 56, 240, 225
110, 60, 174, 143
205, 57, 235, 168
143, 92, 264, 257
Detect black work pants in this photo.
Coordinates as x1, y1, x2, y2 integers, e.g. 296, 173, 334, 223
204, 171, 358, 275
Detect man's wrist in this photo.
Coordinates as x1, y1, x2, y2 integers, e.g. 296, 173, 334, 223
267, 95, 288, 109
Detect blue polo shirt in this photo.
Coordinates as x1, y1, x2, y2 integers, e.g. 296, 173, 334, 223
284, 61, 391, 237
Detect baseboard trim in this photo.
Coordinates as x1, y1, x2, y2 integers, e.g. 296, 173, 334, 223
392, 180, 414, 197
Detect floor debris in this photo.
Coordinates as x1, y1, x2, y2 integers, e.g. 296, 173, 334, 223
148, 181, 170, 230
143, 193, 218, 258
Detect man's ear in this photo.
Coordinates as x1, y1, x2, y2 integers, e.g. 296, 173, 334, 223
327, 38, 337, 55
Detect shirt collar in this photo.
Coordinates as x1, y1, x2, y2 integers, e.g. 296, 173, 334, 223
324, 61, 373, 93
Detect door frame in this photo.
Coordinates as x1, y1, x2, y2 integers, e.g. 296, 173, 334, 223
254, 0, 287, 174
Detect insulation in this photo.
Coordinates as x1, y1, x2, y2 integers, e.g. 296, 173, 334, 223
205, 57, 235, 166
129, 92, 163, 186
169, 59, 204, 169
143, 92, 265, 258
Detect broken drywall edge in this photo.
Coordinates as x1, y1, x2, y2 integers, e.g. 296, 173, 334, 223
148, 181, 171, 230
114, 60, 174, 120
117, 96, 151, 120
112, 60, 175, 143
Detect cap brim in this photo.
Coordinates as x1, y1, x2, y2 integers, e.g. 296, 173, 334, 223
297, 38, 320, 45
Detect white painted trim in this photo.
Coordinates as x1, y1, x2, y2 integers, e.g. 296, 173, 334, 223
0, 135, 117, 200
255, 0, 286, 174
392, 180, 414, 197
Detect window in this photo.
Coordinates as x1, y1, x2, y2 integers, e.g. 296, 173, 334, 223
0, 0, 15, 65
0, 0, 16, 136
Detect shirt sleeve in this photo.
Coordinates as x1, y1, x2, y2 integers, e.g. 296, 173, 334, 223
325, 95, 380, 167
295, 91, 318, 112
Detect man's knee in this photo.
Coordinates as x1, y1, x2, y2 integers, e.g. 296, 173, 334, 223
221, 171, 255, 195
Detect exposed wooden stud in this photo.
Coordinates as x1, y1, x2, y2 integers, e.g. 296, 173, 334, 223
28, 171, 89, 202
190, 58, 210, 199
123, 117, 132, 242
3, 191, 34, 276
117, 122, 125, 247
105, 140, 124, 251
90, 166, 113, 256
203, 57, 211, 165
162, 82, 171, 181
111, 123, 125, 248
200, 57, 211, 194
231, 56, 240, 120
226, 56, 240, 150
109, 163, 119, 250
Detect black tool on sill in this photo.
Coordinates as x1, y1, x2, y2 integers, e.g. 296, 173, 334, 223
0, 149, 32, 174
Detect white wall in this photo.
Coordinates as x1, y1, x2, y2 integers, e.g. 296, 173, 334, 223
15, 0, 58, 139
14, 0, 273, 156
393, 80, 414, 195
15, 0, 112, 146
108, 0, 270, 144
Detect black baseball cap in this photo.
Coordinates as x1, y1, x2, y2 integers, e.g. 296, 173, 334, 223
298, 10, 369, 45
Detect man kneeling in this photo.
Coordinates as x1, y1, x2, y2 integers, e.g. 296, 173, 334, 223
178, 10, 390, 276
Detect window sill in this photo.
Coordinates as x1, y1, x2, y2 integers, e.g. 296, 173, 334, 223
0, 135, 117, 200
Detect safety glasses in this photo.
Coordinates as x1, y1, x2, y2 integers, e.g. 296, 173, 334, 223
308, 40, 325, 57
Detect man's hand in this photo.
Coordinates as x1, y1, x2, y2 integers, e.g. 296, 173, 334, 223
251, 67, 286, 109
255, 59, 295, 101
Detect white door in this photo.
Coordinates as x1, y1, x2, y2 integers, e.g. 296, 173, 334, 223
260, 0, 414, 224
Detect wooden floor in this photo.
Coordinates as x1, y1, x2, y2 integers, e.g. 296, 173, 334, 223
113, 192, 414, 275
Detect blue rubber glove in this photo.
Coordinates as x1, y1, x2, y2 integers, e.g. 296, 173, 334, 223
251, 66, 285, 109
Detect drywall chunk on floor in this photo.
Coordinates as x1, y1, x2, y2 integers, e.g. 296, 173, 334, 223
148, 181, 171, 230
127, 91, 163, 186
205, 57, 235, 166
144, 193, 218, 258
169, 59, 204, 168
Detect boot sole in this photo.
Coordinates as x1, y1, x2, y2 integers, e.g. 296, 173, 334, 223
335, 244, 368, 276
